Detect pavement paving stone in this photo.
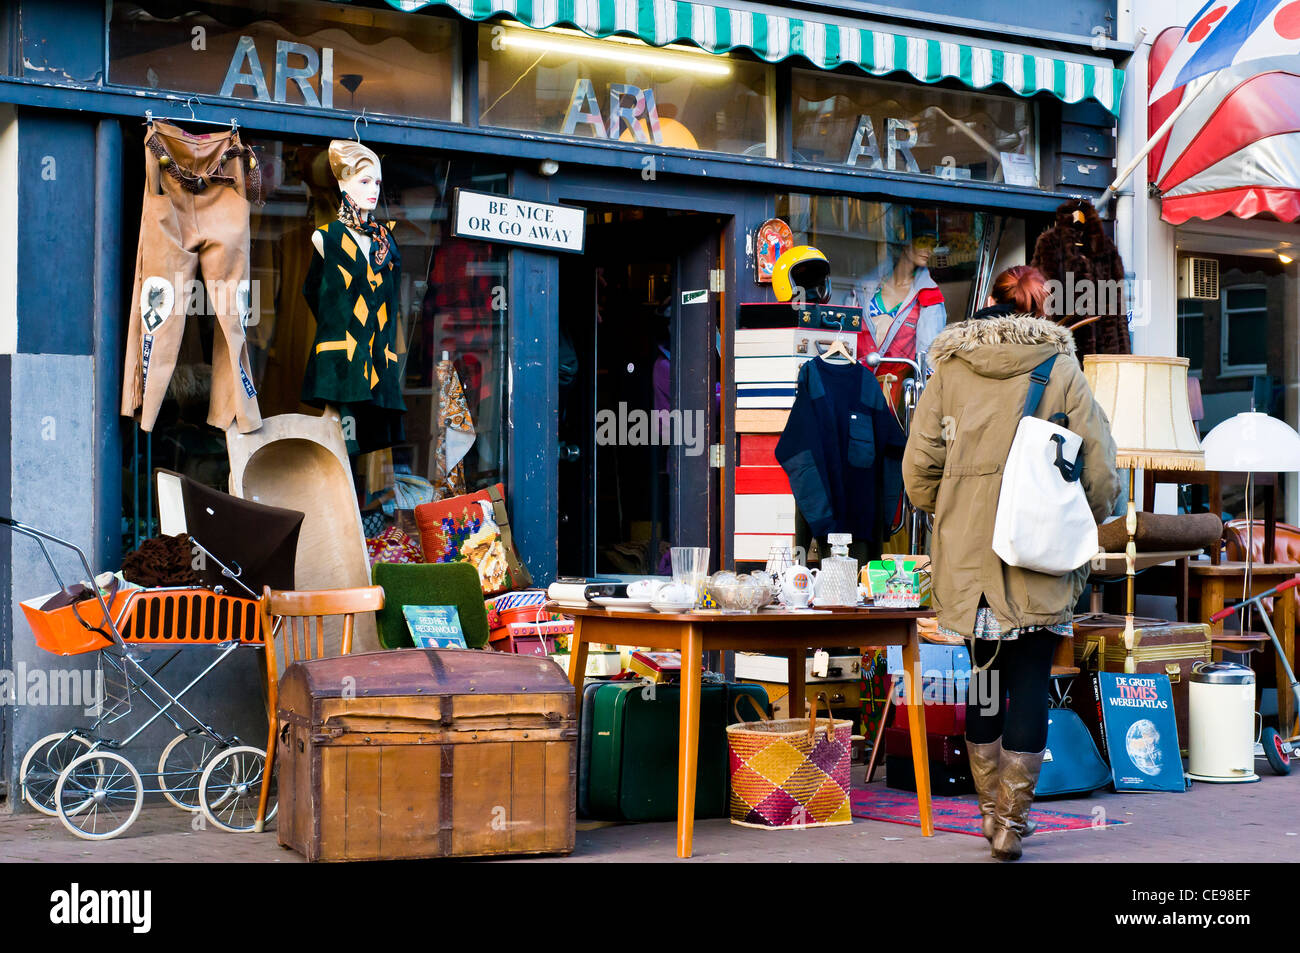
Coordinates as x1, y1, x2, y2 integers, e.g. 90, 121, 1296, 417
2, 764, 1295, 863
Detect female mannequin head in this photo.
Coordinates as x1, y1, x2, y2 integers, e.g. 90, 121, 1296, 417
328, 140, 382, 213
901, 234, 937, 271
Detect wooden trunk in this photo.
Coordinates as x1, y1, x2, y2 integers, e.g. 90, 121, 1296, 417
1071, 614, 1211, 747
276, 648, 576, 862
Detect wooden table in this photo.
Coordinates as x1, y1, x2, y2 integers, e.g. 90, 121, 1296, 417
565, 605, 935, 858
1189, 561, 1300, 735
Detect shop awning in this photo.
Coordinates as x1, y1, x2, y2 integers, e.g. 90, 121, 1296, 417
371, 0, 1124, 115
1149, 26, 1300, 225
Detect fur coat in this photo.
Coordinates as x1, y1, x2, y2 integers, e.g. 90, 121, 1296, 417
1030, 198, 1131, 356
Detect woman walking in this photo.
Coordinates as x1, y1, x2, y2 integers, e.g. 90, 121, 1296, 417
902, 266, 1121, 860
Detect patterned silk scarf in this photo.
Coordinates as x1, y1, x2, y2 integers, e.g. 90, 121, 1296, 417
337, 194, 400, 272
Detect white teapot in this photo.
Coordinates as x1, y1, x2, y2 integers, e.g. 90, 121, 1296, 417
779, 564, 815, 608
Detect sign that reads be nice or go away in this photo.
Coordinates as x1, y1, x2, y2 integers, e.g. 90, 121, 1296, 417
453, 189, 586, 254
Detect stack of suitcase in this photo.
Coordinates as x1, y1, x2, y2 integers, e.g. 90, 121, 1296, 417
881, 644, 974, 795
732, 303, 862, 568
578, 680, 770, 821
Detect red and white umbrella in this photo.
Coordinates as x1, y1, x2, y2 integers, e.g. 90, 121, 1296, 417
1148, 25, 1300, 224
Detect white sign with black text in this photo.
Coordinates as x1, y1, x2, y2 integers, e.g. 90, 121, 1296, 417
453, 189, 586, 254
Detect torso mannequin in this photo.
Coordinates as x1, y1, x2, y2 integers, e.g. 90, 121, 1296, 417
313, 225, 371, 261
878, 261, 915, 313
300, 139, 406, 455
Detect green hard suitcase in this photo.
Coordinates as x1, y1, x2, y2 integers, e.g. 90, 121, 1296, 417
586, 682, 769, 821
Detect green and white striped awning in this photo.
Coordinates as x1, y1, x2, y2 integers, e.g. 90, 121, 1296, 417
374, 0, 1123, 115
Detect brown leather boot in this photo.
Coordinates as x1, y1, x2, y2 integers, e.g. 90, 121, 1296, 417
965, 739, 1001, 842
967, 739, 1037, 842
990, 747, 1045, 861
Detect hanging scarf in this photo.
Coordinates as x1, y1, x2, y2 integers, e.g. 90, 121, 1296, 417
338, 194, 400, 272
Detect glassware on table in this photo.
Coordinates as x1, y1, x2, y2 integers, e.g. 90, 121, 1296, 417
813, 533, 859, 607
670, 546, 710, 607
706, 571, 767, 614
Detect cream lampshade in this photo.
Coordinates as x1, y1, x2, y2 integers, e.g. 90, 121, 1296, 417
1082, 355, 1205, 672
1083, 355, 1205, 471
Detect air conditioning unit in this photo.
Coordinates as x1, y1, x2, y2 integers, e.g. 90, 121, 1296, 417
1178, 256, 1219, 300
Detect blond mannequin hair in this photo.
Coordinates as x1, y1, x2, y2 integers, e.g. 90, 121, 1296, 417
327, 140, 380, 183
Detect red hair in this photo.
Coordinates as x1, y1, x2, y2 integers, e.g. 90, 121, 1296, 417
991, 265, 1050, 317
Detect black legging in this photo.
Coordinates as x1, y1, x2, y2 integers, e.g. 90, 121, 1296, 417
965, 632, 1056, 753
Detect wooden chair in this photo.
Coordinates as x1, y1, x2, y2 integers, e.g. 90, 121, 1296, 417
1143, 468, 1279, 564
254, 584, 386, 832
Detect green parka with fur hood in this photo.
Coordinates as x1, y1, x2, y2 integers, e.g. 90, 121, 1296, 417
902, 314, 1123, 637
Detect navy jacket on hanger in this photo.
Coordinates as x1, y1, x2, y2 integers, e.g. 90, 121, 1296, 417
775, 359, 906, 545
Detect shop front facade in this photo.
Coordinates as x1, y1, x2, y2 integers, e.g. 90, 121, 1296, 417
0, 0, 1130, 801
1116, 0, 1300, 526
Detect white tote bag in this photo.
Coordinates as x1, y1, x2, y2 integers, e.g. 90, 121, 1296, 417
991, 356, 1099, 575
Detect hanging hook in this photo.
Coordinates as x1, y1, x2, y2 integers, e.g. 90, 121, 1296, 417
185, 96, 202, 122
353, 108, 368, 142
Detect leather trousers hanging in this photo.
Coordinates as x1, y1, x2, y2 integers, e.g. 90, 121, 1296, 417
121, 120, 262, 433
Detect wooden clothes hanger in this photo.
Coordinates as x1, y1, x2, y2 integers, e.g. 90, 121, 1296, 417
819, 317, 854, 363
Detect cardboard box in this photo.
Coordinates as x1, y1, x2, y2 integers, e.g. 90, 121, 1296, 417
550, 652, 622, 677
885, 644, 971, 679
735, 652, 862, 683
628, 650, 680, 683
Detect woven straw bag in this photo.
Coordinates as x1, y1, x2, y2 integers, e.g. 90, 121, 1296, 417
726, 693, 853, 830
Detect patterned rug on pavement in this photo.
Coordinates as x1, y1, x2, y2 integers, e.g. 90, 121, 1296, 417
850, 788, 1126, 836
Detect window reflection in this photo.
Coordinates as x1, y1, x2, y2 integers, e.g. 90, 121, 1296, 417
479, 25, 774, 157
793, 70, 1034, 184
122, 131, 508, 546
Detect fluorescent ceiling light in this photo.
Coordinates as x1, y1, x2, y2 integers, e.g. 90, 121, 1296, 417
501, 29, 733, 77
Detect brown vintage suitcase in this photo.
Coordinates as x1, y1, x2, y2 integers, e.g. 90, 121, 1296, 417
1071, 614, 1211, 746
276, 648, 577, 862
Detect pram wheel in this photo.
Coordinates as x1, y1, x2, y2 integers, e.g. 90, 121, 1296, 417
19, 732, 95, 816
54, 751, 143, 841
158, 732, 231, 811
199, 745, 277, 833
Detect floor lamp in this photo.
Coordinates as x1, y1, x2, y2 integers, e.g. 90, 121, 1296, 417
1201, 412, 1300, 631
1084, 356, 1205, 673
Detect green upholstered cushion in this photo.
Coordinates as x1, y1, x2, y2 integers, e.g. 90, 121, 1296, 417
372, 562, 491, 649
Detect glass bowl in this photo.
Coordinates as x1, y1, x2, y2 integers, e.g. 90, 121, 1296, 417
706, 575, 768, 613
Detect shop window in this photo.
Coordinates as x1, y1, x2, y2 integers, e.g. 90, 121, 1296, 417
775, 193, 1015, 327
477, 25, 774, 157
120, 131, 508, 547
109, 0, 460, 122
1219, 284, 1268, 378
1177, 299, 1205, 377
791, 69, 1035, 184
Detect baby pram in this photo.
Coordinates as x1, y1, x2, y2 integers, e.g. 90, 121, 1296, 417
4, 474, 303, 840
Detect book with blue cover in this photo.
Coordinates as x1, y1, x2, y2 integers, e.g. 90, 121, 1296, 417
403, 605, 466, 649
1096, 672, 1185, 793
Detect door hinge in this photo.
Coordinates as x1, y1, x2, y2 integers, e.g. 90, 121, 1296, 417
709, 444, 726, 468
710, 268, 725, 292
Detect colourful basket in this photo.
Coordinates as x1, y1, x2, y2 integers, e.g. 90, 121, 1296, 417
726, 693, 853, 830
